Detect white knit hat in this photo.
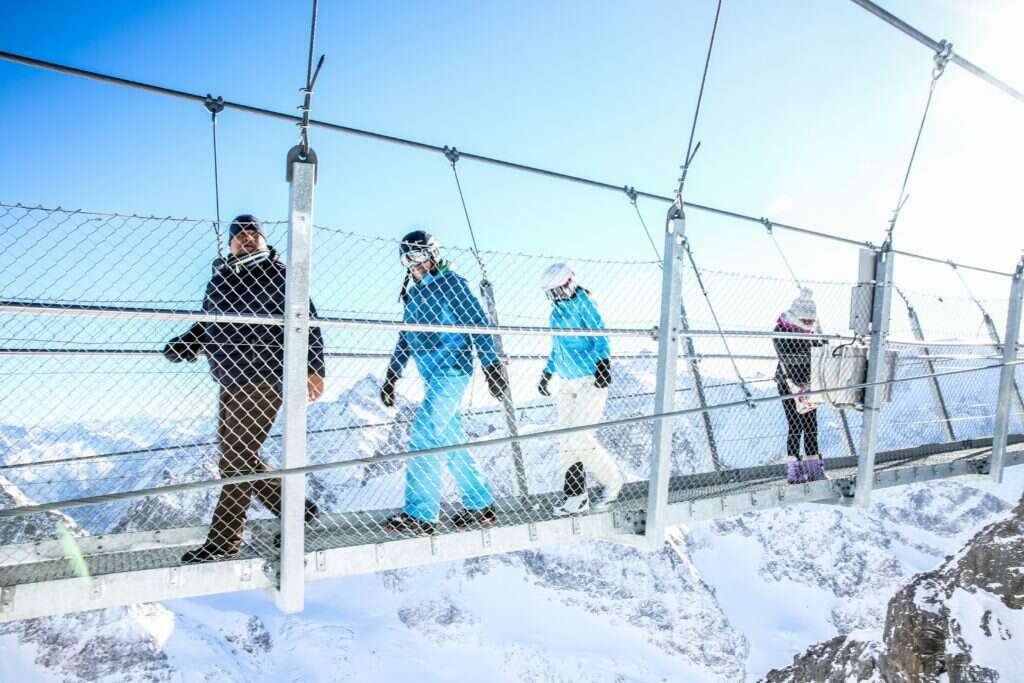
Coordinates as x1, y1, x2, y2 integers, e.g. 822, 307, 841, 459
788, 287, 817, 321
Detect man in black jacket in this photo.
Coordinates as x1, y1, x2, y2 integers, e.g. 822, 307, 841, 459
163, 215, 325, 563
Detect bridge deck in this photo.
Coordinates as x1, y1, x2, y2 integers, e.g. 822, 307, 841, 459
1, 438, 1021, 621
4, 440, 1019, 589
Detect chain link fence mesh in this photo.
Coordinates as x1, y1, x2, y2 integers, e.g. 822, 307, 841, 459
0, 203, 1020, 591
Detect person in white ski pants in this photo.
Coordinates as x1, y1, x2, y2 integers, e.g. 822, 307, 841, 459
538, 263, 624, 515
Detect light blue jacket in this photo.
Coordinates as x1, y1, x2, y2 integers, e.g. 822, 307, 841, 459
544, 289, 610, 379
388, 270, 499, 380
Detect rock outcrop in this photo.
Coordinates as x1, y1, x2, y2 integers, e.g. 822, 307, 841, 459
763, 493, 1024, 682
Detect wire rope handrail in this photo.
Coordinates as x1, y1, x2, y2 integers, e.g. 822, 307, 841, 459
0, 299, 870, 341
0, 51, 1012, 277
0, 375, 783, 471
2, 357, 1021, 518
846, 0, 1024, 105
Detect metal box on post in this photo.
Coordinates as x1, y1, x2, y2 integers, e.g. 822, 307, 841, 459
849, 248, 876, 337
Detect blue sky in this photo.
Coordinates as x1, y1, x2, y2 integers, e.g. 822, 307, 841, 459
0, 1, 1021, 431
1, 0, 1021, 286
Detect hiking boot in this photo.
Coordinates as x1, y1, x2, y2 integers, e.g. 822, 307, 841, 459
786, 460, 807, 485
803, 456, 828, 482
383, 512, 436, 536
181, 542, 239, 565
450, 506, 498, 529
554, 492, 590, 516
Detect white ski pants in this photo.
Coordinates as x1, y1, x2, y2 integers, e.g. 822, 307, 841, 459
555, 376, 624, 497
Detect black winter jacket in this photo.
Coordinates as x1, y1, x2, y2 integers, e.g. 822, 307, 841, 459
772, 318, 822, 387
182, 249, 326, 387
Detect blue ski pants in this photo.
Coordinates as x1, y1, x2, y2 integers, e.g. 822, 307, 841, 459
404, 369, 495, 521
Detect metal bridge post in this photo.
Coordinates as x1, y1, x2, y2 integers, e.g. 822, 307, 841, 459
990, 257, 1024, 484
275, 155, 316, 613
479, 280, 529, 497
895, 289, 956, 442
854, 245, 895, 507
645, 207, 685, 546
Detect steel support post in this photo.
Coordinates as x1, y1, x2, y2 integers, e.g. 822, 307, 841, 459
896, 289, 956, 442
990, 258, 1024, 483
275, 159, 316, 613
854, 246, 895, 506
479, 280, 529, 497
645, 208, 685, 546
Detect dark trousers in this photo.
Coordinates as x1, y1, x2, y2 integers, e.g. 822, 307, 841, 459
206, 383, 317, 551
777, 379, 819, 459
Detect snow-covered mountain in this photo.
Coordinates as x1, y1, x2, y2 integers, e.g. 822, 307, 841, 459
1, 365, 1022, 681
3, 473, 1021, 682
763, 488, 1024, 683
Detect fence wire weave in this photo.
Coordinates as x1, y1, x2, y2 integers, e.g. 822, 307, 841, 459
0, 204, 1020, 592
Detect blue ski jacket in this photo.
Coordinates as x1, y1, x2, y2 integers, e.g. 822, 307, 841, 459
387, 270, 500, 380
544, 289, 610, 379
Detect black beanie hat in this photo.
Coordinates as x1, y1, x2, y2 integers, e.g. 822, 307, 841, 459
229, 214, 264, 240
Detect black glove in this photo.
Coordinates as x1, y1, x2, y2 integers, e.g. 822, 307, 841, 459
162, 326, 202, 363
594, 358, 612, 388
483, 363, 508, 399
380, 369, 399, 407
537, 370, 553, 397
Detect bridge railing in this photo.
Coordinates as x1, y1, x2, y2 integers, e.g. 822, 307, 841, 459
1, 201, 1022, 617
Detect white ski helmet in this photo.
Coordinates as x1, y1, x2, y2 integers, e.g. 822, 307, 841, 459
540, 262, 577, 301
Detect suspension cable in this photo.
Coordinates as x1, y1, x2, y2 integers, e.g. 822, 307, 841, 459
761, 218, 803, 290
203, 95, 225, 258
675, 0, 723, 203
297, 0, 325, 160
681, 236, 755, 404
886, 40, 952, 242
624, 186, 661, 261
443, 146, 488, 278
949, 261, 999, 334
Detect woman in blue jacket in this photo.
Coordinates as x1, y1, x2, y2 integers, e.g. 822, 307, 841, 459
379, 230, 507, 535
537, 263, 624, 515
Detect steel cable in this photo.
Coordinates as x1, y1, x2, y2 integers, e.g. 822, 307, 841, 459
3, 357, 1022, 518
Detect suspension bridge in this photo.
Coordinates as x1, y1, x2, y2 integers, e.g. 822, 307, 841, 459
1, 0, 1023, 623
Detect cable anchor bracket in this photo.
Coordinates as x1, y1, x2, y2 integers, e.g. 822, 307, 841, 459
932, 40, 953, 81
286, 144, 319, 183
203, 94, 225, 116
443, 145, 461, 166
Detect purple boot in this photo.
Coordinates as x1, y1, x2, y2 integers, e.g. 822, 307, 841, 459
802, 456, 828, 482
787, 459, 807, 484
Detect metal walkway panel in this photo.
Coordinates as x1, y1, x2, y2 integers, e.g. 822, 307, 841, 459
1, 439, 1020, 623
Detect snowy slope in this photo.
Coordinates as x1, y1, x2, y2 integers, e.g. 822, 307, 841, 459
2, 473, 1021, 681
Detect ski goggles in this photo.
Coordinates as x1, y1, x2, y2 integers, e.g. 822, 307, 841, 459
400, 248, 435, 270
545, 280, 577, 301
